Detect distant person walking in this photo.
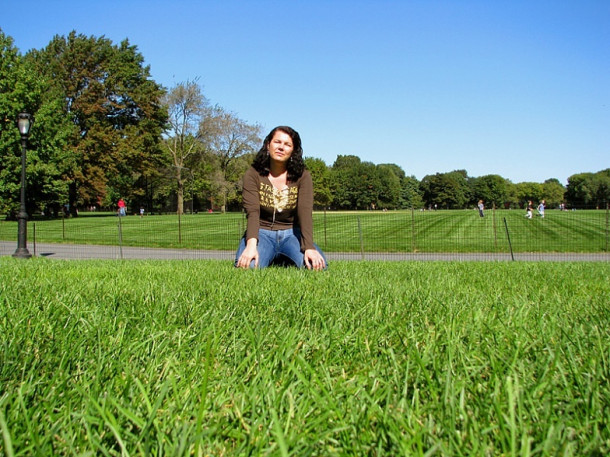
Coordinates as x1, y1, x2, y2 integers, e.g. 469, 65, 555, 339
478, 200, 485, 217
537, 200, 545, 218
525, 200, 533, 219
118, 198, 126, 217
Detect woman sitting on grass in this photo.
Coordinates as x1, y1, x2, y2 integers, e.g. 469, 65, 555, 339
235, 126, 327, 270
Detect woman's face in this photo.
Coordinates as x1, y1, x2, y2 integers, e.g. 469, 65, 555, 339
268, 130, 294, 164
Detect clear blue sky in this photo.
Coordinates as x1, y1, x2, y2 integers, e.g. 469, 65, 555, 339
2, 0, 608, 184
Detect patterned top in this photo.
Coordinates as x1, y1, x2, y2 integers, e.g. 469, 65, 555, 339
242, 166, 315, 251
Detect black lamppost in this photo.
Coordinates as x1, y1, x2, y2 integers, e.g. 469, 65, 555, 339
12, 112, 33, 259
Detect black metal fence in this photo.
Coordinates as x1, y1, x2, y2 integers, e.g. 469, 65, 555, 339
1, 205, 608, 261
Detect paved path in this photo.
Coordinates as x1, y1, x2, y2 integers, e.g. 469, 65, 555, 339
2, 241, 608, 262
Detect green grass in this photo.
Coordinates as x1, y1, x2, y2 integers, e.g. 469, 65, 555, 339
1, 209, 609, 253
1, 259, 609, 455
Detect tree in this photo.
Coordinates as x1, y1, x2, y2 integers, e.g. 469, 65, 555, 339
305, 157, 332, 208
593, 169, 610, 207
355, 162, 382, 209
565, 173, 592, 207
420, 170, 470, 209
469, 174, 510, 209
504, 181, 520, 209
331, 155, 366, 209
0, 30, 30, 216
400, 175, 424, 209
199, 105, 262, 212
331, 156, 406, 210
162, 79, 207, 214
29, 31, 167, 214
376, 164, 401, 209
514, 182, 543, 207
0, 30, 71, 217
541, 178, 565, 208
377, 163, 425, 209
565, 169, 610, 208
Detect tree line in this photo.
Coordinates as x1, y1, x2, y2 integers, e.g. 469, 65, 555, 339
1, 29, 608, 218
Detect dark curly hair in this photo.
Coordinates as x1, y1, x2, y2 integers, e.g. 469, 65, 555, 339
251, 126, 305, 181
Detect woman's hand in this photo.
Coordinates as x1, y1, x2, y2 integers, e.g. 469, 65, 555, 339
237, 239, 259, 269
304, 249, 326, 271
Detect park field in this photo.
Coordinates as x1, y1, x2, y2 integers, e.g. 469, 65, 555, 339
1, 258, 609, 455
1, 208, 609, 253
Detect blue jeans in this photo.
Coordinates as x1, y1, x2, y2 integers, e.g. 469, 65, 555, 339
234, 227, 327, 269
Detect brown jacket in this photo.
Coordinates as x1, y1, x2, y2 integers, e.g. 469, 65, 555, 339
242, 166, 315, 251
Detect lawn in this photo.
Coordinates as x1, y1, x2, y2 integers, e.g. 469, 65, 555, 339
1, 209, 609, 253
1, 258, 608, 455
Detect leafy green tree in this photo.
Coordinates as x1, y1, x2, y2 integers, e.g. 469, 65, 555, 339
469, 174, 510, 209
356, 161, 382, 209
23, 98, 73, 215
400, 175, 424, 209
565, 173, 594, 207
305, 157, 332, 208
331, 160, 413, 210
380, 163, 406, 181
223, 152, 255, 211
565, 170, 610, 208
376, 164, 401, 209
0, 30, 69, 217
420, 170, 470, 209
330, 155, 384, 210
0, 31, 35, 215
331, 157, 355, 209
0, 31, 27, 216
504, 181, 520, 209
379, 164, 425, 209
593, 169, 610, 207
515, 182, 543, 207
330, 155, 362, 209
29, 31, 167, 214
541, 178, 565, 208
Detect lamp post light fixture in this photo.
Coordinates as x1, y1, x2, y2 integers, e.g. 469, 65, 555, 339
12, 112, 33, 259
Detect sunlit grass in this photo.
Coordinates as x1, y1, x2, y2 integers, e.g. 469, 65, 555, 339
1, 259, 609, 455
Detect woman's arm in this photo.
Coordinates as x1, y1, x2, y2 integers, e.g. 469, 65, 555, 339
236, 168, 261, 268
296, 171, 326, 270
296, 170, 315, 251
242, 167, 261, 243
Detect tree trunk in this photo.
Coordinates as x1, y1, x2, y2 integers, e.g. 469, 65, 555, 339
68, 182, 79, 217
177, 178, 184, 215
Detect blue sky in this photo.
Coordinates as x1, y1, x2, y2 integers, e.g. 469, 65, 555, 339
2, 0, 608, 184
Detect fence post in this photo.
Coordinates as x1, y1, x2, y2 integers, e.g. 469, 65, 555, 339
357, 216, 364, 260
178, 211, 182, 244
117, 216, 124, 259
606, 202, 609, 252
324, 208, 327, 249
33, 222, 36, 257
411, 206, 416, 252
62, 213, 65, 240
503, 217, 515, 261
606, 202, 610, 252
493, 203, 498, 250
